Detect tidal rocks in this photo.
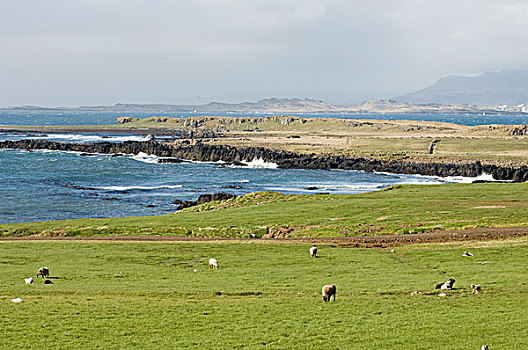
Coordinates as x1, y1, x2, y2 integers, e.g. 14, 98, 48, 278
220, 184, 243, 189
56, 181, 98, 191
157, 158, 184, 163
218, 161, 247, 168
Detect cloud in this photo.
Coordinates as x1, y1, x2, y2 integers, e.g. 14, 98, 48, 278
1, 0, 528, 106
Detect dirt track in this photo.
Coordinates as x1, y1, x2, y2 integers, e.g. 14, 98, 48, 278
2, 226, 528, 248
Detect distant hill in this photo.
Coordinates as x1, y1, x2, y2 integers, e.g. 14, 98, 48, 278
2, 97, 525, 115
5, 98, 338, 113
394, 70, 528, 106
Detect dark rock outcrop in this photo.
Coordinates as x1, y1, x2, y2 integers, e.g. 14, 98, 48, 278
1, 139, 527, 181
56, 181, 98, 191
117, 117, 140, 124
220, 184, 242, 189
511, 125, 528, 136
157, 158, 184, 163
173, 192, 237, 210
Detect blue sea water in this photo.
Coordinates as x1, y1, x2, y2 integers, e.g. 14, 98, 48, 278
1, 110, 527, 126
0, 110, 522, 224
0, 147, 462, 224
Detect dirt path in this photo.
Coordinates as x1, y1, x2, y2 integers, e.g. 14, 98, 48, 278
2, 226, 528, 248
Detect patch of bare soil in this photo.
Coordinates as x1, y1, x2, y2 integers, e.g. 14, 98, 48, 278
472, 206, 506, 209
2, 226, 528, 248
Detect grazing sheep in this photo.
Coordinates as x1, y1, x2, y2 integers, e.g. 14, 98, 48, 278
481, 346, 488, 350
36, 267, 49, 279
24, 277, 34, 284
309, 246, 317, 258
11, 298, 23, 303
462, 251, 473, 257
322, 284, 336, 302
435, 278, 455, 290
209, 258, 219, 269
471, 284, 481, 294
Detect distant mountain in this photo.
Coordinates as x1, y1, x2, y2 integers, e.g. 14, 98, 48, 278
394, 70, 528, 106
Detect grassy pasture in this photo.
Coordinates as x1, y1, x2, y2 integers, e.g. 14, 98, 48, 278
1, 240, 527, 349
2, 183, 528, 238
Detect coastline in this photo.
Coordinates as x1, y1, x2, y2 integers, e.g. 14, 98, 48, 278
1, 139, 527, 181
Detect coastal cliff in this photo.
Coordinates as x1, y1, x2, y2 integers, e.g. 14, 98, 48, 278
1, 139, 527, 181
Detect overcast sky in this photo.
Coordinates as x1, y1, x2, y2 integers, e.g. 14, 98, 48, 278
1, 0, 528, 107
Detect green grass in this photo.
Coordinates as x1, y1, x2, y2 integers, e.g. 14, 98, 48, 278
2, 183, 528, 238
1, 240, 527, 349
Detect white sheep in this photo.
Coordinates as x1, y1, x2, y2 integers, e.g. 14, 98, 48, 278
24, 277, 34, 284
462, 251, 473, 257
322, 284, 336, 302
435, 278, 455, 290
309, 246, 317, 258
36, 267, 49, 279
209, 258, 219, 269
471, 284, 481, 294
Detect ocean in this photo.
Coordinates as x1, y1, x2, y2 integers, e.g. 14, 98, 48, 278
0, 110, 523, 224
1, 110, 527, 126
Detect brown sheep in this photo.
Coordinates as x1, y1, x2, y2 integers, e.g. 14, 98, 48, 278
322, 284, 336, 302
36, 267, 49, 279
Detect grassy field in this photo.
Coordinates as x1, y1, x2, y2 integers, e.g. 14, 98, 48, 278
1, 239, 527, 349
2, 183, 528, 238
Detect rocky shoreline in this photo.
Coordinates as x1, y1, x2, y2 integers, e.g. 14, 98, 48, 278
1, 139, 527, 181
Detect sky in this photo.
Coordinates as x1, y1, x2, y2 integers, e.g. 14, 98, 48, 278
1, 0, 528, 107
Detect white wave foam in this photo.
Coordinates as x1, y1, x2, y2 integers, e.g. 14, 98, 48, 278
131, 152, 160, 164
320, 183, 384, 190
266, 187, 315, 192
242, 157, 278, 169
267, 183, 384, 192
187, 159, 225, 164
239, 179, 250, 183
24, 134, 150, 143
374, 170, 498, 184
443, 173, 497, 183
28, 149, 87, 156
99, 184, 183, 191
399, 180, 444, 185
